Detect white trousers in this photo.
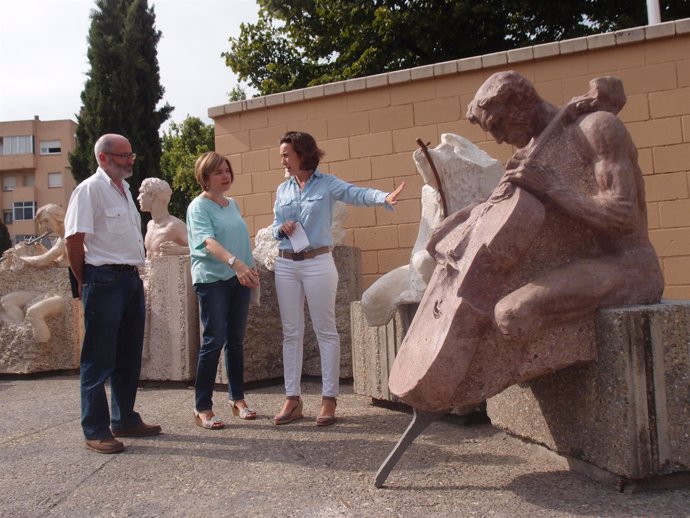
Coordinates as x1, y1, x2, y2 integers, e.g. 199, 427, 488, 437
275, 253, 339, 398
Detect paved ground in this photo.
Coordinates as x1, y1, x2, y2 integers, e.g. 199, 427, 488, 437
1, 373, 688, 518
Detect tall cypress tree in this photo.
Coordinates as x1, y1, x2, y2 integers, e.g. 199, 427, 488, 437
68, 0, 172, 204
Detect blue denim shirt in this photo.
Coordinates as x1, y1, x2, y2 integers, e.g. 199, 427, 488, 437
271, 170, 393, 250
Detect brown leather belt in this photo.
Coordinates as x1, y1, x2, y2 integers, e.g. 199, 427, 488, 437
278, 246, 330, 261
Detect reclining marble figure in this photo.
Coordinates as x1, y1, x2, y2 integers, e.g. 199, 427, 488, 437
361, 134, 503, 326
376, 71, 664, 486
0, 204, 68, 343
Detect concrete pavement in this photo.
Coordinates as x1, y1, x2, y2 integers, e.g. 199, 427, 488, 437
1, 373, 688, 517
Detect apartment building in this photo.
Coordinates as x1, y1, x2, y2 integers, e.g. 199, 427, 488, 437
0, 117, 77, 242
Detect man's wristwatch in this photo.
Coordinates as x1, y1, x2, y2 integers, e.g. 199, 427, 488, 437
227, 256, 237, 267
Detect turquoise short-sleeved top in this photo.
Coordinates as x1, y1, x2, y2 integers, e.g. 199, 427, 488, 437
186, 195, 254, 284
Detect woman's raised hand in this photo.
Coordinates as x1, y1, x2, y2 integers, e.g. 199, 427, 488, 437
385, 181, 406, 206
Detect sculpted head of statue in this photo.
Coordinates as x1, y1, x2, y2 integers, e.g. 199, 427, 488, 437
138, 177, 172, 213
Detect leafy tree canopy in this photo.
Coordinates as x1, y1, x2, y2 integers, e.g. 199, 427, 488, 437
160, 116, 215, 220
69, 0, 172, 207
225, 0, 690, 96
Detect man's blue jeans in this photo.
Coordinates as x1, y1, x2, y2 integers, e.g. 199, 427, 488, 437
194, 277, 251, 411
80, 265, 145, 440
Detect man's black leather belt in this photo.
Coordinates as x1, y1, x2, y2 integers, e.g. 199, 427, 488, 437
87, 264, 139, 273
278, 246, 330, 261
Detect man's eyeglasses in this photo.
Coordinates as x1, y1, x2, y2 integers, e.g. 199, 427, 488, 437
105, 152, 137, 160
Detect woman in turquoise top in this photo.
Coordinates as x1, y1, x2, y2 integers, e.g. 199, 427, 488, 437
271, 131, 404, 426
186, 151, 260, 430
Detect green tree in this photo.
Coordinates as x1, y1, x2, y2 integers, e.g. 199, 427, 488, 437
225, 0, 690, 96
0, 221, 11, 255
68, 0, 172, 205
160, 116, 215, 220
228, 84, 248, 102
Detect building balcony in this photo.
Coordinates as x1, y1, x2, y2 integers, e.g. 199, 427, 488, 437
0, 153, 36, 172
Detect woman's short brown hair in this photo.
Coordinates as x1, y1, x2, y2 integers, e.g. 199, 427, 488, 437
279, 131, 324, 171
194, 151, 234, 190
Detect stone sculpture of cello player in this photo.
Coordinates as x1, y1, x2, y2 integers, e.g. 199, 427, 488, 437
376, 71, 664, 486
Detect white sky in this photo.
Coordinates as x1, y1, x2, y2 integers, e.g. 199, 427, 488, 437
0, 0, 259, 130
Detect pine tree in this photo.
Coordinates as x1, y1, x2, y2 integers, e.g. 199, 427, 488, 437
68, 0, 172, 205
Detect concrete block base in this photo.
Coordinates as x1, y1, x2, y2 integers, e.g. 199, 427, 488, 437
0, 265, 81, 374
488, 301, 690, 483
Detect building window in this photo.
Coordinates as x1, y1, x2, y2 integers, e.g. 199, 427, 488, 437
47, 172, 62, 188
3, 210, 12, 225
13, 201, 36, 221
40, 140, 62, 155
0, 135, 33, 155
2, 175, 16, 191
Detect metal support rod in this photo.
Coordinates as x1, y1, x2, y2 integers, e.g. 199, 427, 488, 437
375, 407, 447, 488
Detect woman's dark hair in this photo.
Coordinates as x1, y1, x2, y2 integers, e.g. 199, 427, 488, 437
279, 131, 325, 171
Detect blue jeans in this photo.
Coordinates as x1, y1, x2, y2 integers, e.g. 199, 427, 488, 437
194, 277, 251, 411
80, 265, 145, 440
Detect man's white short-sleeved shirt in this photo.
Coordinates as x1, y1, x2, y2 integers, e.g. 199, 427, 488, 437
64, 167, 145, 266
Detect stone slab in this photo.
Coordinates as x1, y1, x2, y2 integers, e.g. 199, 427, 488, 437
487, 300, 690, 480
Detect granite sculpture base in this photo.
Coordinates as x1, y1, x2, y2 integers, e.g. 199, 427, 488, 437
487, 301, 690, 489
0, 264, 81, 374
216, 246, 362, 384
140, 255, 199, 381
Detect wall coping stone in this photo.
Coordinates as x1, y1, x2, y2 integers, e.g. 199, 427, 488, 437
209, 18, 690, 118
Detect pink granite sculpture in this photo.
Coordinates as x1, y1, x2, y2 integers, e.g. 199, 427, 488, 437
387, 71, 664, 413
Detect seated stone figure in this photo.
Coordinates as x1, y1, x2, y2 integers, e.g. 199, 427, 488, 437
388, 72, 664, 412
361, 134, 503, 326
137, 178, 189, 258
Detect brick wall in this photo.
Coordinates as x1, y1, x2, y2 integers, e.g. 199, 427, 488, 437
211, 19, 690, 299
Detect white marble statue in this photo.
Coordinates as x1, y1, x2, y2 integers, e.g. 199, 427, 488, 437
137, 177, 189, 258
253, 201, 348, 271
361, 133, 504, 326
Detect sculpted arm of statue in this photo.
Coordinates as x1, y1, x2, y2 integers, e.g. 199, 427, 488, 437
426, 201, 480, 256
158, 241, 190, 255
18, 238, 65, 266
503, 112, 640, 235
65, 233, 86, 299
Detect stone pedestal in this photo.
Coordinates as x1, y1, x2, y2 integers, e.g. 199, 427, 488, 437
487, 301, 690, 484
140, 255, 199, 381
216, 246, 362, 384
0, 265, 81, 374
351, 301, 416, 402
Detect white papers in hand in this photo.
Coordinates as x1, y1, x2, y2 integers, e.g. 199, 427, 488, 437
288, 222, 310, 252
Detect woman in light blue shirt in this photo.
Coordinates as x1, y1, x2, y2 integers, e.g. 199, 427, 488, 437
187, 152, 260, 430
272, 131, 404, 426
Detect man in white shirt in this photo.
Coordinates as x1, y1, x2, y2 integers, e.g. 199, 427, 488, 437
65, 134, 161, 454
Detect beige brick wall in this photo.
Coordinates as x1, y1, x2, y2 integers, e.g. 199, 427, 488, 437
212, 21, 690, 299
